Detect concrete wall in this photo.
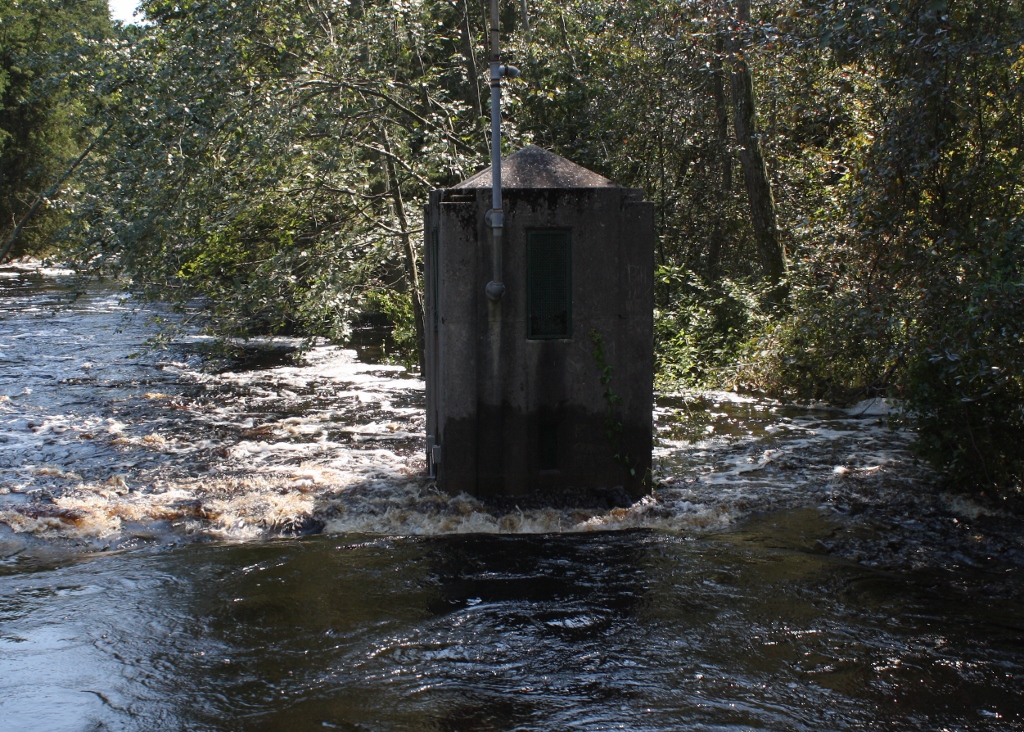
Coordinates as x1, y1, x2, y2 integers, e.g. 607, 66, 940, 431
424, 185, 654, 500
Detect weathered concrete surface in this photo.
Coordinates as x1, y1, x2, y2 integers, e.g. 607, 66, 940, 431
424, 147, 655, 501
456, 144, 618, 189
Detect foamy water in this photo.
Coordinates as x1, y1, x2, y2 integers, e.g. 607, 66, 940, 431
4, 264, 1024, 732
0, 262, 990, 560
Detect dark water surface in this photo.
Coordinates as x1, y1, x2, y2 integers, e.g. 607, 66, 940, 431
2, 518, 1022, 731
2, 264, 1023, 730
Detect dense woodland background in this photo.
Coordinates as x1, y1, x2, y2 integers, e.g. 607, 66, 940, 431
2, 0, 1022, 498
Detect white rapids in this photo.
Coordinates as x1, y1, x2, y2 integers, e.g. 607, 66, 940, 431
1, 262, 973, 553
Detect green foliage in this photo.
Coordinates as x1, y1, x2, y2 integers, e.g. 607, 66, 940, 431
751, 0, 1024, 497
66, 0, 486, 339
363, 289, 418, 367
908, 351, 1024, 500
0, 0, 112, 257
508, 0, 763, 278
732, 263, 906, 402
903, 222, 1024, 498
655, 266, 767, 391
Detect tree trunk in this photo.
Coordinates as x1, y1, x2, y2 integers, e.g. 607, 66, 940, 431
381, 131, 426, 372
728, 0, 786, 294
713, 36, 732, 195
708, 35, 732, 278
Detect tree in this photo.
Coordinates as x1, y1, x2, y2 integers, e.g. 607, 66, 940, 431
743, 0, 1024, 497
0, 0, 113, 260
725, 0, 785, 293
69, 0, 486, 356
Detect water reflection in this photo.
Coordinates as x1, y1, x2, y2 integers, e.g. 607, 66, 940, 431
1, 524, 1021, 731
2, 265, 1024, 730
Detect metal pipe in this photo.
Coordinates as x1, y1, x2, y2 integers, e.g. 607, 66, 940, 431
483, 1, 521, 302
485, 0, 505, 301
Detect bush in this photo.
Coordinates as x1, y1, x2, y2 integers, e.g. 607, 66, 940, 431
654, 266, 765, 391
732, 269, 904, 404
361, 290, 418, 369
904, 231, 1024, 499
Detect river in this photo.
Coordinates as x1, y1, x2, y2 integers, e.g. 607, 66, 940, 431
1, 262, 1022, 731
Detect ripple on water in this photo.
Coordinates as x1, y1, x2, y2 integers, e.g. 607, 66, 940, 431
1, 264, 1023, 732
1, 530, 1022, 731
0, 264, 1020, 579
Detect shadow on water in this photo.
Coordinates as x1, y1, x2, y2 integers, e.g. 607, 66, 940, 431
1, 521, 1022, 731
197, 342, 304, 374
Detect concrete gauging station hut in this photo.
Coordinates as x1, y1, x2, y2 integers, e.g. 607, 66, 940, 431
423, 145, 655, 500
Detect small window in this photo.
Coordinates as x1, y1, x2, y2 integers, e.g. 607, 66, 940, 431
527, 230, 572, 339
538, 422, 558, 471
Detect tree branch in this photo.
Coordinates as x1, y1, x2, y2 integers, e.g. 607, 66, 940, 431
1, 121, 114, 264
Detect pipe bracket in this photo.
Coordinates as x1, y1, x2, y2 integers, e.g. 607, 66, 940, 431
485, 281, 506, 301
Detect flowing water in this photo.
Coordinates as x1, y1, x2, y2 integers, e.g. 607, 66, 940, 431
2, 263, 1023, 731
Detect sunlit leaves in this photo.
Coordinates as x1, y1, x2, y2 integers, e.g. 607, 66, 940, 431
70, 0, 487, 341
0, 0, 113, 257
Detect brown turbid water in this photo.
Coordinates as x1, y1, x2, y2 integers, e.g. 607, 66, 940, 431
1, 263, 1022, 731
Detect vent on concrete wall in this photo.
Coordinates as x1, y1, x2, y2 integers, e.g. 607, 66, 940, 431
527, 230, 571, 339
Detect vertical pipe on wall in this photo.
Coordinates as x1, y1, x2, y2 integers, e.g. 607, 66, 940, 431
485, 0, 506, 302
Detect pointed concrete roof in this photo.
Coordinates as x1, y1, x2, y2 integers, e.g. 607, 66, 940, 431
455, 145, 618, 189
